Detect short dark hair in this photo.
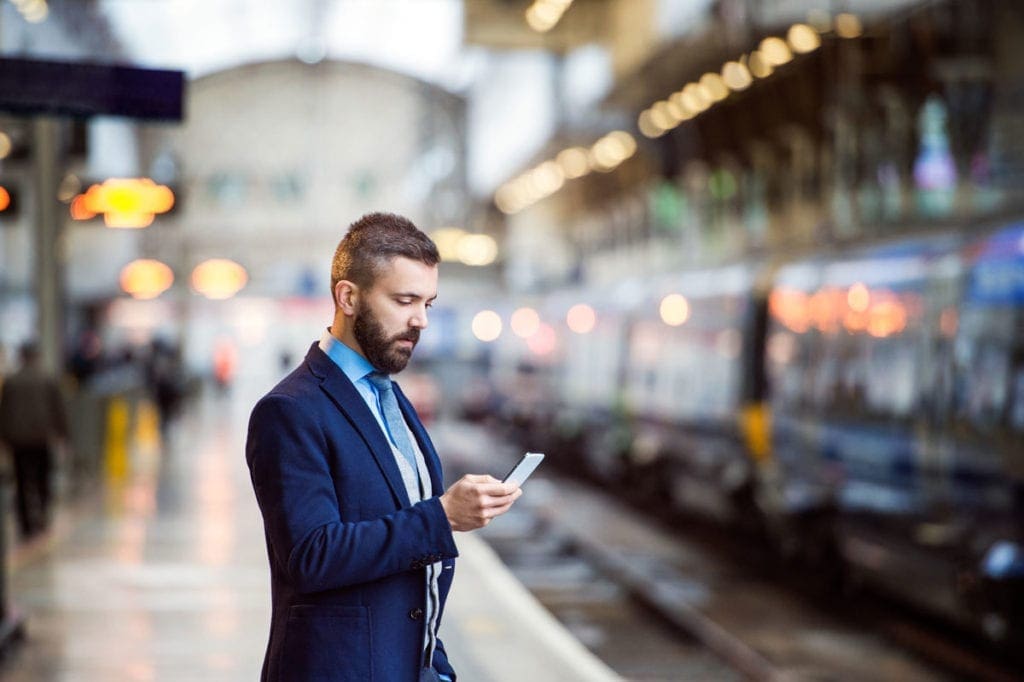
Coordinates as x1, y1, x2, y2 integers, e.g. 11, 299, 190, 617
330, 212, 439, 297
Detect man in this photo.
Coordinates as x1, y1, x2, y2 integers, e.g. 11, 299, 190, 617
246, 212, 521, 682
0, 342, 68, 538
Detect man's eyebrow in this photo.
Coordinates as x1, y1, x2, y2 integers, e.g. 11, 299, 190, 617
393, 292, 438, 301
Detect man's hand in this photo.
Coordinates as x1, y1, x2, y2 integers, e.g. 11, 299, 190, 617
440, 474, 522, 531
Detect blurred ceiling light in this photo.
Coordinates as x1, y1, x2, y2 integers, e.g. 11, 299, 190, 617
678, 85, 702, 113
566, 304, 596, 334
787, 23, 821, 54
526, 322, 558, 356
72, 178, 174, 228
650, 101, 676, 130
120, 259, 174, 300
638, 110, 665, 138
494, 185, 521, 214
191, 258, 248, 300
668, 92, 696, 120
510, 307, 541, 338
699, 73, 730, 102
771, 289, 811, 333
759, 37, 793, 66
608, 130, 637, 158
844, 309, 868, 333
591, 132, 635, 172
21, 0, 48, 23
556, 147, 590, 179
835, 13, 863, 39
534, 160, 565, 193
665, 96, 688, 123
847, 282, 870, 312
0, 187, 10, 212
809, 289, 840, 334
431, 227, 467, 262
659, 293, 690, 326
0, 132, 11, 159
70, 195, 97, 220
683, 83, 713, 111
496, 129, 633, 211
748, 51, 774, 79
525, 5, 558, 32
721, 61, 753, 91
471, 310, 502, 342
457, 234, 498, 266
491, 183, 516, 212
517, 175, 541, 204
525, 0, 573, 33
866, 300, 907, 338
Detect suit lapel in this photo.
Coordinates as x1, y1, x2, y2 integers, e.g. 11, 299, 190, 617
307, 345, 411, 509
394, 384, 444, 496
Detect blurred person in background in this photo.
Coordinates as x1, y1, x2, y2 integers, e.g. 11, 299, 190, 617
246, 212, 521, 682
0, 342, 68, 538
67, 328, 103, 388
147, 338, 185, 434
213, 336, 237, 392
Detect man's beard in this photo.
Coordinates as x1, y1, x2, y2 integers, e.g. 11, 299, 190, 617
353, 303, 419, 374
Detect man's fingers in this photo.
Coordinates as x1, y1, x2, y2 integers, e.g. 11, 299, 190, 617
475, 481, 519, 497
463, 474, 501, 484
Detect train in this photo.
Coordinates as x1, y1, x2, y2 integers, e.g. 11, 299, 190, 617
468, 219, 1024, 647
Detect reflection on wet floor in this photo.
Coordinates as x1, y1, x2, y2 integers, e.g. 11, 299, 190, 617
2, 389, 270, 681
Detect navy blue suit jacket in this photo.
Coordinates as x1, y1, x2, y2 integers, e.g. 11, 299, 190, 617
246, 343, 459, 681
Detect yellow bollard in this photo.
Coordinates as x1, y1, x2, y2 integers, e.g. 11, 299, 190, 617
104, 397, 131, 481
740, 402, 772, 465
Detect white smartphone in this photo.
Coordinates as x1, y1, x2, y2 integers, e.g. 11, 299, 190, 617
501, 452, 545, 486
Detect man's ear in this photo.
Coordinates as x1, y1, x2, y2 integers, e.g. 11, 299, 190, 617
335, 280, 359, 316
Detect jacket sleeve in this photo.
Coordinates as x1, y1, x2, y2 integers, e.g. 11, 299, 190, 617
246, 392, 458, 594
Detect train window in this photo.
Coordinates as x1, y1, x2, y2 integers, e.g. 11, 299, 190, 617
955, 342, 1011, 432
1009, 369, 1024, 433
863, 340, 918, 419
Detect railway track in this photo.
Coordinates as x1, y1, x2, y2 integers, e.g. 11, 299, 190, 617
437, 421, 1024, 681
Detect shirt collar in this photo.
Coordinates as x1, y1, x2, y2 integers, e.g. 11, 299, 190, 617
318, 328, 376, 385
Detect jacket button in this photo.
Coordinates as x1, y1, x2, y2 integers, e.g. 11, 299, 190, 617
408, 607, 424, 621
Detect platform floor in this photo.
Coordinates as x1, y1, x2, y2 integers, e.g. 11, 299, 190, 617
0, 386, 618, 681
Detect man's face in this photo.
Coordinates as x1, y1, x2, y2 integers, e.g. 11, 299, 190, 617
353, 257, 438, 374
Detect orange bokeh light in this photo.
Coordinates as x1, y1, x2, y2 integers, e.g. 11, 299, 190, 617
71, 178, 174, 228
526, 323, 558, 356
769, 288, 810, 333
0, 186, 10, 212
566, 304, 597, 334
191, 259, 248, 300
120, 259, 174, 300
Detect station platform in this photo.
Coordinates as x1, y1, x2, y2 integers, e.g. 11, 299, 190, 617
0, 386, 619, 681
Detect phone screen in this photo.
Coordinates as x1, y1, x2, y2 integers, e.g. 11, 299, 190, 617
502, 452, 545, 485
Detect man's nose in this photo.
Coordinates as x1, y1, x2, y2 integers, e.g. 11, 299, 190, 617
410, 305, 429, 329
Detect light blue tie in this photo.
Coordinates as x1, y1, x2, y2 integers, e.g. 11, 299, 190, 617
367, 372, 419, 472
